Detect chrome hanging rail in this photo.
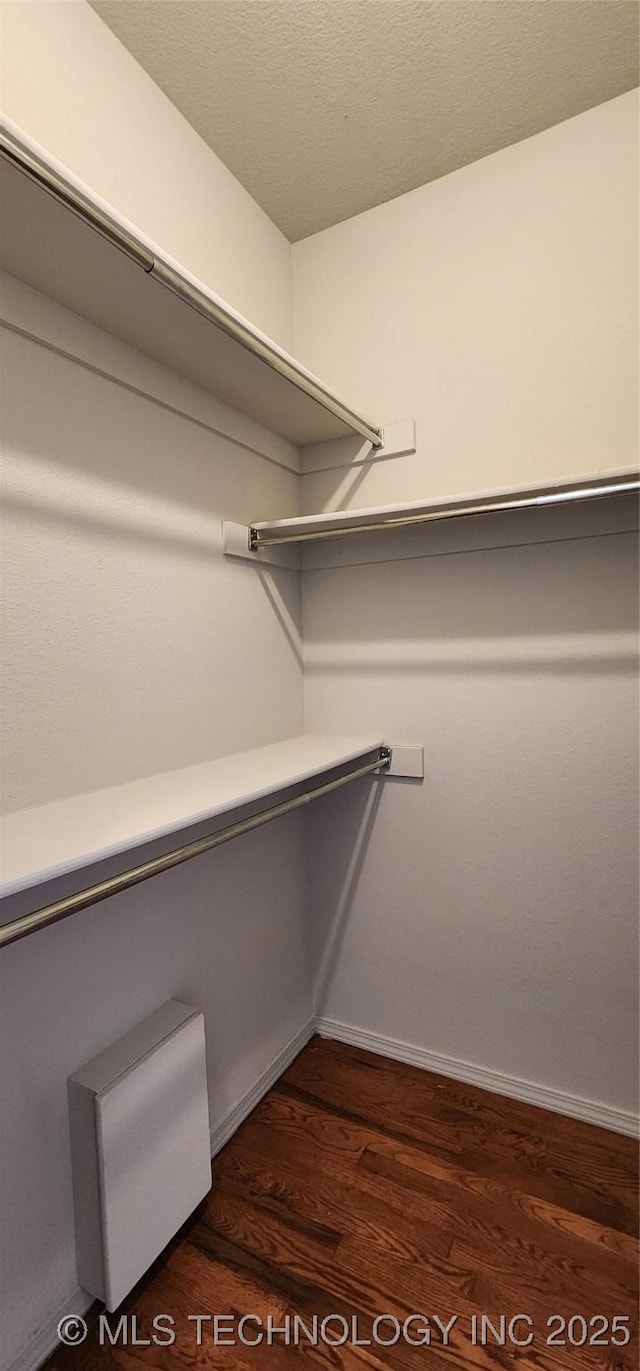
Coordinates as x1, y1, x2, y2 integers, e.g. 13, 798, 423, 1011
0, 125, 384, 450
0, 127, 155, 270
249, 472, 639, 548
0, 749, 390, 950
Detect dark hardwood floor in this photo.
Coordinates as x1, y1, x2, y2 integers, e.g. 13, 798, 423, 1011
48, 1036, 638, 1370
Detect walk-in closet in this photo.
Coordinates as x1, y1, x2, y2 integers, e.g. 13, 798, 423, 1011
1, 3, 638, 1369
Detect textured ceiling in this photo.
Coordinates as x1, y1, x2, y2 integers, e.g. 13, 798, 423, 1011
90, 1, 639, 241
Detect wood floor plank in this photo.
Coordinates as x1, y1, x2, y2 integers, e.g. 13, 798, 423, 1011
195, 1185, 476, 1321
215, 1142, 454, 1265
360, 1137, 638, 1266
357, 1145, 638, 1294
281, 1042, 638, 1236
186, 1216, 445, 1371
44, 1035, 638, 1371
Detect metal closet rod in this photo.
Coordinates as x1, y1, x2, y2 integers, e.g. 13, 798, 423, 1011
0, 129, 383, 450
249, 475, 640, 547
0, 750, 391, 950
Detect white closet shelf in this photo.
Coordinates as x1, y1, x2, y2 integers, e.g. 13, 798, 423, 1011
0, 119, 382, 449
0, 736, 385, 899
246, 469, 640, 548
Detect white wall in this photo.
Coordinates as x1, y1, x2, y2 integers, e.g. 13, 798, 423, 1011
1, 278, 302, 810
0, 274, 311, 1371
0, 814, 310, 1365
293, 92, 638, 510
304, 518, 639, 1117
297, 94, 639, 1123
0, 0, 293, 347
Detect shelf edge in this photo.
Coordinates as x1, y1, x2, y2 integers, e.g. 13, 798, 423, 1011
0, 116, 383, 450
249, 468, 640, 547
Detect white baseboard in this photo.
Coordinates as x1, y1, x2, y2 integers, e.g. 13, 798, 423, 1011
209, 1017, 316, 1157
5, 1285, 94, 1371
315, 1017, 640, 1139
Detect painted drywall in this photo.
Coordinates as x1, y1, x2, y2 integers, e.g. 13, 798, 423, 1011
303, 520, 639, 1116
0, 279, 310, 1370
0, 0, 293, 347
0, 817, 311, 1368
298, 93, 639, 1120
1, 285, 302, 810
293, 92, 638, 509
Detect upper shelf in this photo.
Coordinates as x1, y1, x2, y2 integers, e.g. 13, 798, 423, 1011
0, 735, 384, 898
0, 119, 382, 449
248, 470, 640, 548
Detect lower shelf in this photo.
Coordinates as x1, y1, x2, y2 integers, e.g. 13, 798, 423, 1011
0, 735, 384, 899
244, 468, 639, 549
